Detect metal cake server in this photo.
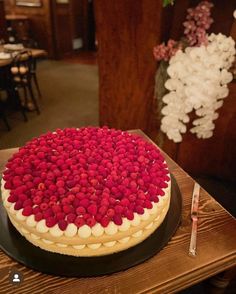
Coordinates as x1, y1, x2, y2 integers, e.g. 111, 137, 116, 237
189, 182, 200, 257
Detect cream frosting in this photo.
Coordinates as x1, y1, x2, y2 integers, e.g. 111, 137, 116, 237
91, 223, 104, 237
1, 174, 171, 256
65, 223, 77, 237
78, 225, 91, 238
105, 222, 118, 235
36, 220, 49, 233
7, 197, 170, 255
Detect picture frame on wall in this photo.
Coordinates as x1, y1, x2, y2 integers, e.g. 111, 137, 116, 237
16, 0, 42, 7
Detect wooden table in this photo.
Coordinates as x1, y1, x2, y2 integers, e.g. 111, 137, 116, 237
0, 46, 47, 67
0, 130, 235, 294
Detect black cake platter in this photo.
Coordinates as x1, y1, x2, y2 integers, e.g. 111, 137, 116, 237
0, 174, 182, 277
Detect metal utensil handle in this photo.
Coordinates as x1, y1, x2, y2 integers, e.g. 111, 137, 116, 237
189, 219, 197, 256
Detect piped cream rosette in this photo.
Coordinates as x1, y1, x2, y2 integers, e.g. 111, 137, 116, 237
1, 178, 171, 257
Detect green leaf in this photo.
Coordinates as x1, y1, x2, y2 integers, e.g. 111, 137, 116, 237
163, 0, 174, 7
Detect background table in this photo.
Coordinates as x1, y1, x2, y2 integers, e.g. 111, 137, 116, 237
0, 130, 235, 294
0, 46, 47, 67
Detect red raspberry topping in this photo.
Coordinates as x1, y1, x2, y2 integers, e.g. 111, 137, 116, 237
58, 219, 68, 231
46, 217, 57, 228
22, 205, 33, 216
3, 127, 170, 228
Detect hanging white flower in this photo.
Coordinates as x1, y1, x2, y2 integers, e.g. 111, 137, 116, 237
160, 33, 236, 142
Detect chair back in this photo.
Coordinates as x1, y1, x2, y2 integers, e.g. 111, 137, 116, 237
10, 50, 33, 84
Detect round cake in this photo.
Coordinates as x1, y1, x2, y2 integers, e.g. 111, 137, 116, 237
1, 127, 171, 256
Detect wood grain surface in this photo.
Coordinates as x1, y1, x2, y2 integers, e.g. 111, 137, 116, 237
0, 130, 235, 294
94, 0, 164, 134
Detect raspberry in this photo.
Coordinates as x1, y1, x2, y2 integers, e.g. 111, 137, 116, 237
15, 167, 24, 175
113, 214, 122, 225
63, 205, 73, 214
137, 179, 144, 187
43, 209, 53, 219
58, 219, 68, 231
73, 198, 80, 208
37, 152, 45, 159
144, 200, 153, 209
86, 217, 96, 227
75, 217, 85, 227
14, 200, 23, 210
80, 198, 90, 208
107, 208, 115, 218
120, 198, 130, 207
95, 213, 102, 222
7, 194, 18, 203
90, 179, 98, 186
38, 183, 45, 190
26, 181, 34, 189
32, 196, 41, 205
57, 187, 66, 195
67, 194, 75, 202
56, 212, 65, 220
136, 205, 144, 214
4, 182, 12, 189
114, 205, 123, 214
49, 184, 57, 192
101, 198, 110, 206
83, 213, 90, 220
130, 181, 137, 189
66, 180, 75, 188
61, 198, 70, 205
67, 213, 76, 223
150, 195, 159, 202
100, 216, 110, 227
76, 206, 86, 215
33, 206, 40, 214
125, 210, 134, 220
22, 206, 33, 216
12, 179, 22, 187
128, 194, 136, 202
40, 203, 48, 211
50, 195, 57, 202
23, 199, 32, 207
35, 212, 43, 221
52, 204, 61, 214
87, 204, 97, 215
46, 217, 57, 227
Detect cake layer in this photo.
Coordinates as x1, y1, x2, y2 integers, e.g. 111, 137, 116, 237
8, 197, 170, 256
1, 178, 170, 255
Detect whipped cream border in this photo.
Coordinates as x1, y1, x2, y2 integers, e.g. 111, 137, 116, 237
8, 202, 169, 255
1, 174, 170, 241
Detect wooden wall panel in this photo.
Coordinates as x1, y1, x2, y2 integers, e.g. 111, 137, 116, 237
0, 0, 7, 41
51, 1, 73, 58
94, 0, 164, 134
4, 0, 55, 57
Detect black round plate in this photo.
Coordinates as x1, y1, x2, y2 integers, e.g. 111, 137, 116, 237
0, 174, 182, 277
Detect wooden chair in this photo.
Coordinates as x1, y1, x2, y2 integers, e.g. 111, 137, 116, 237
10, 50, 40, 114
0, 72, 28, 131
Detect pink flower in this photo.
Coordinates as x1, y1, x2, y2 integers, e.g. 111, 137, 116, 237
183, 1, 214, 46
153, 39, 181, 62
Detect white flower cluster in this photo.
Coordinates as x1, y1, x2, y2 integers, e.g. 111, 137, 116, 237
161, 33, 235, 143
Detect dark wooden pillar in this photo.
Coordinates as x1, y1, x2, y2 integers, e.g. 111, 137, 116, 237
0, 0, 7, 42
94, 0, 166, 136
